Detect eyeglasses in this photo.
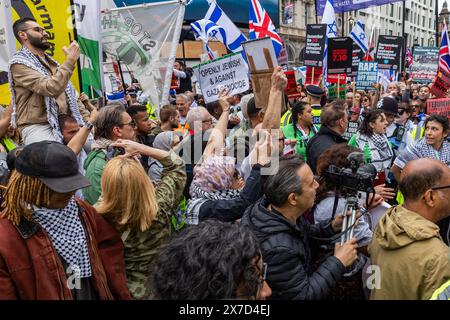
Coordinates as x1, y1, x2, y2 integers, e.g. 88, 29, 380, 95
398, 109, 406, 116
21, 26, 45, 34
119, 120, 136, 128
431, 185, 450, 191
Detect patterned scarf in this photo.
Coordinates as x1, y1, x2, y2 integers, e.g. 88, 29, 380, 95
413, 138, 450, 164
91, 138, 114, 150
8, 46, 84, 142
32, 197, 92, 278
185, 184, 240, 225
370, 133, 393, 160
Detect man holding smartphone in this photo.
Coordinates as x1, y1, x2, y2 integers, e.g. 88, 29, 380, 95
9, 17, 91, 145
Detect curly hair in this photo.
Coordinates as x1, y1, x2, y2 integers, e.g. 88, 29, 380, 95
151, 219, 262, 300
315, 144, 361, 203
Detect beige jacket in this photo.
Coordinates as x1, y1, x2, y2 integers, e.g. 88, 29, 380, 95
10, 55, 90, 132
369, 205, 450, 300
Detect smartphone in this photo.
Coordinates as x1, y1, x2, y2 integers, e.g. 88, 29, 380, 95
106, 146, 125, 160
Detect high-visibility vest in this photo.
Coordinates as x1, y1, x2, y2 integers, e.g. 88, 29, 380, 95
146, 101, 157, 121
1, 138, 17, 152
431, 280, 450, 300
411, 121, 425, 142
311, 105, 322, 126
281, 110, 292, 127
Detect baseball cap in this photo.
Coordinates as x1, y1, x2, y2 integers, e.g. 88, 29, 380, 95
15, 141, 91, 193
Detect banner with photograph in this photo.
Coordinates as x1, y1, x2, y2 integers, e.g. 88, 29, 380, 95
410, 46, 439, 84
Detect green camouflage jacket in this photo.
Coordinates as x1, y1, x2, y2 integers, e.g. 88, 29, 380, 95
122, 151, 186, 299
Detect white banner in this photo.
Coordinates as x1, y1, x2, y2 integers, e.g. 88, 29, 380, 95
100, 0, 184, 107
74, 0, 104, 98
0, 0, 14, 106
193, 52, 249, 104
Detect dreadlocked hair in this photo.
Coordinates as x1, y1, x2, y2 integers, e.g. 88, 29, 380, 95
2, 171, 51, 225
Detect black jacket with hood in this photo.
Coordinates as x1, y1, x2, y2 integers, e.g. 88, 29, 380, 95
241, 197, 346, 300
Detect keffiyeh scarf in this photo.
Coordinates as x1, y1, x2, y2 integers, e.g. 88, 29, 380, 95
8, 46, 84, 142
32, 197, 92, 278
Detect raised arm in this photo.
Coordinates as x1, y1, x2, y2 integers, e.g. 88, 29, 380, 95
202, 88, 231, 159
262, 66, 287, 130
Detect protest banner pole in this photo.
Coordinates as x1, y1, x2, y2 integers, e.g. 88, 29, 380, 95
352, 81, 356, 108
312, 67, 315, 84
337, 75, 341, 97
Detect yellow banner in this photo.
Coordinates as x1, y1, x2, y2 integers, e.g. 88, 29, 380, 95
0, 0, 80, 106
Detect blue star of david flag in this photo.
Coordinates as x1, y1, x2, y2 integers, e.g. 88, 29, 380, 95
349, 20, 369, 53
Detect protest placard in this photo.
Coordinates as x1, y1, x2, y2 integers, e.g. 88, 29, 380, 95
327, 74, 346, 84
327, 84, 346, 100
306, 66, 323, 85
410, 47, 439, 84
193, 52, 249, 104
343, 121, 359, 140
350, 43, 365, 77
376, 35, 404, 71
426, 98, 450, 118
356, 62, 378, 90
327, 37, 353, 75
430, 68, 450, 98
304, 24, 327, 68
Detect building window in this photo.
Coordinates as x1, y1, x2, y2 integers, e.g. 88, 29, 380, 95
422, 16, 425, 28
405, 9, 410, 21
390, 4, 394, 17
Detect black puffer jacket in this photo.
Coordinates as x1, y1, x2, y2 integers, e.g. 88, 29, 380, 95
241, 197, 346, 300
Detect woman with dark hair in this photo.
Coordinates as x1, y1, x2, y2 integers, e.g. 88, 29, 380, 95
349, 109, 394, 186
314, 143, 382, 300
392, 114, 449, 181
281, 101, 319, 160
151, 219, 272, 300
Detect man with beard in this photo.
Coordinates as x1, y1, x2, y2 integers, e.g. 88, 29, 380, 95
9, 18, 90, 145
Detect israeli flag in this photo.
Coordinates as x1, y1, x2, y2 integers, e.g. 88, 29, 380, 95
204, 0, 247, 53
321, 0, 337, 84
191, 19, 226, 59
350, 20, 369, 53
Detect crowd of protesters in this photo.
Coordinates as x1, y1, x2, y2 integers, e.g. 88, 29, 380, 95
0, 17, 449, 300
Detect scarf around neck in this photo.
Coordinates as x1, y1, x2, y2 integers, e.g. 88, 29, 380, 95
8, 46, 85, 141
32, 197, 92, 278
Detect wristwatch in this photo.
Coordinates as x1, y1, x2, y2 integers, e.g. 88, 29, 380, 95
85, 121, 94, 130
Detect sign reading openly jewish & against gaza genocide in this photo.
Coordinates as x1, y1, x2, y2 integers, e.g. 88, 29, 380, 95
193, 52, 249, 104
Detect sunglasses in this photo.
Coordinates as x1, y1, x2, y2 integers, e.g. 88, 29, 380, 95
398, 109, 406, 116
431, 185, 450, 191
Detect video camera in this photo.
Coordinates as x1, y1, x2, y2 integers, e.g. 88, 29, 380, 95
324, 152, 377, 193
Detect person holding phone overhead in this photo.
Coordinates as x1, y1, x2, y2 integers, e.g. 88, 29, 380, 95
9, 17, 91, 145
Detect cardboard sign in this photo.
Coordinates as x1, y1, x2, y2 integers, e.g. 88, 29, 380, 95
343, 121, 359, 140
284, 70, 301, 98
350, 42, 365, 77
193, 52, 250, 104
304, 24, 327, 68
306, 66, 323, 85
426, 99, 450, 118
356, 62, 378, 90
327, 37, 353, 75
410, 46, 439, 84
376, 35, 404, 71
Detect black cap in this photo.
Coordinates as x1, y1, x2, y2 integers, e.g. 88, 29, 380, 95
306, 85, 325, 98
15, 141, 91, 193
377, 96, 398, 115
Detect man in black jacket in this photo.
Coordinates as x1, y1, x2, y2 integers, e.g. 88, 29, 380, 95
241, 155, 358, 300
306, 101, 348, 173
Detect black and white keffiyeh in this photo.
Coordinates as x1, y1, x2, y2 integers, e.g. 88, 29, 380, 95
32, 197, 92, 278
185, 184, 240, 225
8, 46, 85, 141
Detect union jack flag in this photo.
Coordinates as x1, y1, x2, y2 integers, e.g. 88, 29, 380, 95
439, 19, 450, 73
405, 48, 413, 68
249, 0, 283, 58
